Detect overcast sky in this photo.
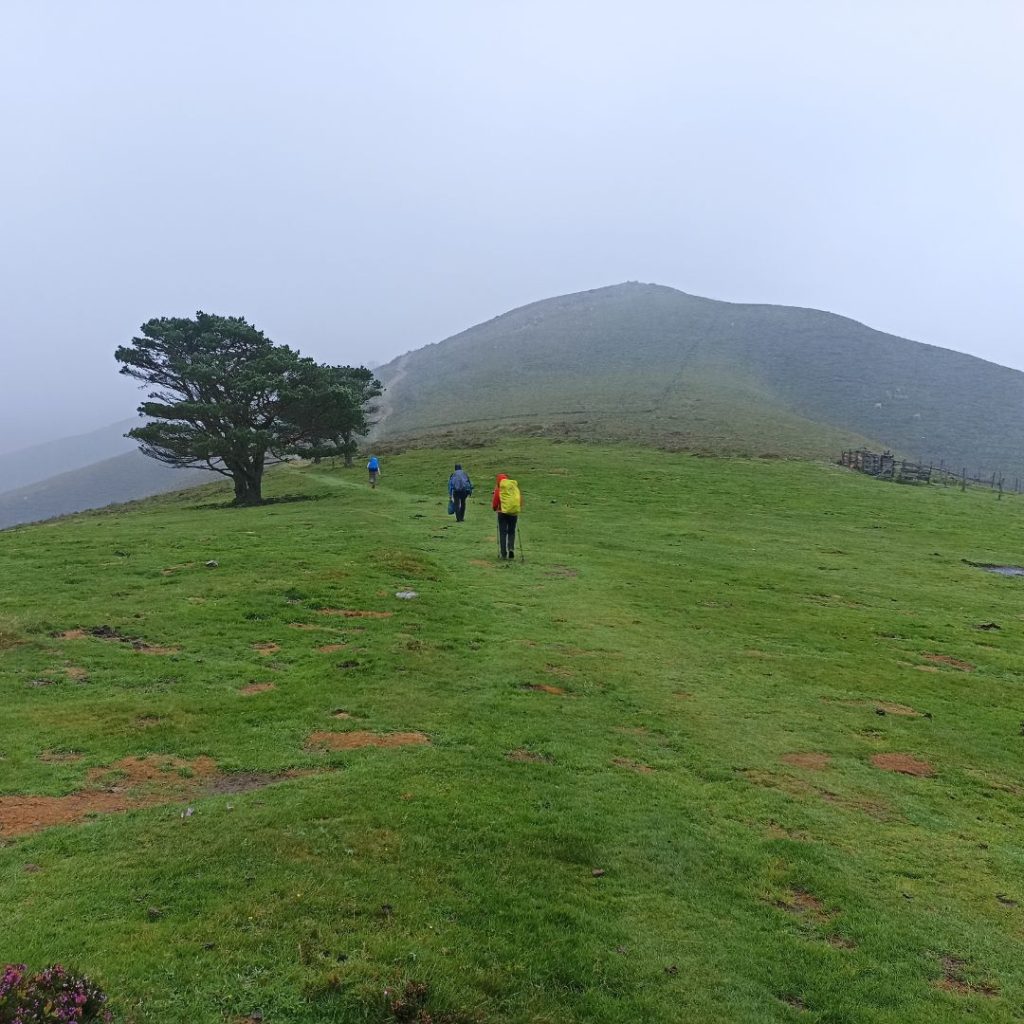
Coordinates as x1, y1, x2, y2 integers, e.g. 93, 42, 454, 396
1, 0, 1021, 453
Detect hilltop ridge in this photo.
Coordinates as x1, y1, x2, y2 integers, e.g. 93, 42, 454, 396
376, 282, 1024, 474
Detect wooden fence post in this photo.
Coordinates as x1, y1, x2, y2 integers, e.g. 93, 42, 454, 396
961, 467, 967, 492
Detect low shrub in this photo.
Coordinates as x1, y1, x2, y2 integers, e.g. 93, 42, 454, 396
0, 964, 112, 1023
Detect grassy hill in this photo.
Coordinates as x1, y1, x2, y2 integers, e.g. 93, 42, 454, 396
2, 443, 1024, 1022
376, 283, 1024, 474
0, 418, 138, 493
0, 451, 208, 530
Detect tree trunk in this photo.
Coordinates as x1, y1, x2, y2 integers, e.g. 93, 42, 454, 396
344, 452, 354, 468
230, 462, 264, 505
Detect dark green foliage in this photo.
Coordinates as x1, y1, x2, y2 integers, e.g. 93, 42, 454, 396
282, 364, 382, 467
377, 283, 1024, 475
115, 313, 381, 504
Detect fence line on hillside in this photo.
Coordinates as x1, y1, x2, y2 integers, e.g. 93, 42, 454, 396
838, 448, 1018, 497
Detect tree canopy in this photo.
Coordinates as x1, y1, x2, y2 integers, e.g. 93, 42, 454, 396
115, 312, 383, 505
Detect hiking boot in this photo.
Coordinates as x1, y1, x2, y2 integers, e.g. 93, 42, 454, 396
508, 551, 515, 560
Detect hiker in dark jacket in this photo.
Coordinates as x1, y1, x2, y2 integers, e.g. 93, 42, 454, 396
448, 464, 472, 522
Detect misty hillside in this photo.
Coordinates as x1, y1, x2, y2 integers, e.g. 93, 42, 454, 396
0, 417, 139, 493
0, 450, 208, 530
375, 283, 1024, 473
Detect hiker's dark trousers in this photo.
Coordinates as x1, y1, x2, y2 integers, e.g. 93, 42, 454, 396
452, 489, 468, 522
498, 512, 518, 557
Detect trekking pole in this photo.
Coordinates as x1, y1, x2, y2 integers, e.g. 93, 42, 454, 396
517, 520, 525, 564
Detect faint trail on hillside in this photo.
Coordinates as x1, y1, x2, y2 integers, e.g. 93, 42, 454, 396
371, 354, 410, 439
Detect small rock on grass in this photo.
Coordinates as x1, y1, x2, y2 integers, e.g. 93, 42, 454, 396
395, 590, 418, 600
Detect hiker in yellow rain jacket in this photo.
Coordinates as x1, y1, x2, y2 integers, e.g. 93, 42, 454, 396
491, 473, 522, 560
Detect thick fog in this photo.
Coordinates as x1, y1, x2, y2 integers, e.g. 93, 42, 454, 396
0, 1, 1020, 454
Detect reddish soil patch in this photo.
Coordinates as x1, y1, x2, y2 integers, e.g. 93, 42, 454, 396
54, 626, 179, 655
875, 702, 922, 717
781, 752, 832, 770
827, 934, 857, 950
316, 609, 393, 619
63, 666, 89, 682
316, 643, 348, 653
252, 643, 281, 655
524, 683, 566, 695
934, 956, 999, 997
38, 750, 82, 763
307, 730, 430, 750
240, 682, 276, 695
772, 887, 832, 921
505, 749, 553, 763
921, 653, 975, 672
331, 709, 352, 719
871, 753, 935, 777
612, 756, 653, 774
0, 755, 296, 838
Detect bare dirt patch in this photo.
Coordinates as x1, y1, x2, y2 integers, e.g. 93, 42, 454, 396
316, 608, 393, 619
544, 565, 579, 578
38, 750, 82, 764
316, 643, 348, 653
871, 753, 935, 777
921, 653, 975, 672
934, 956, 999, 997
506, 749, 553, 764
136, 715, 162, 727
307, 730, 430, 750
740, 768, 893, 820
0, 755, 294, 838
612, 756, 653, 774
252, 642, 281, 655
875, 702, 923, 717
240, 682, 276, 694
63, 666, 89, 682
781, 753, 832, 770
55, 626, 179, 655
524, 683, 566, 695
772, 887, 832, 922
288, 622, 326, 631
331, 709, 353, 719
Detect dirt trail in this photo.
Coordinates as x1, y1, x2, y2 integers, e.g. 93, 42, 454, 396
370, 353, 410, 438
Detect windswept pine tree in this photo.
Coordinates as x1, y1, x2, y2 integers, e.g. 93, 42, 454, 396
115, 312, 382, 505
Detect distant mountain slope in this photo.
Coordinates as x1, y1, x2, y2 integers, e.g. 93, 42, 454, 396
0, 451, 207, 530
0, 418, 137, 493
375, 283, 1023, 473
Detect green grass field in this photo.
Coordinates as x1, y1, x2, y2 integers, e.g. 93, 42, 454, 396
2, 442, 1023, 1023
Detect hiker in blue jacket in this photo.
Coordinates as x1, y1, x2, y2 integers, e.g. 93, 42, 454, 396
367, 455, 381, 488
448, 464, 472, 522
